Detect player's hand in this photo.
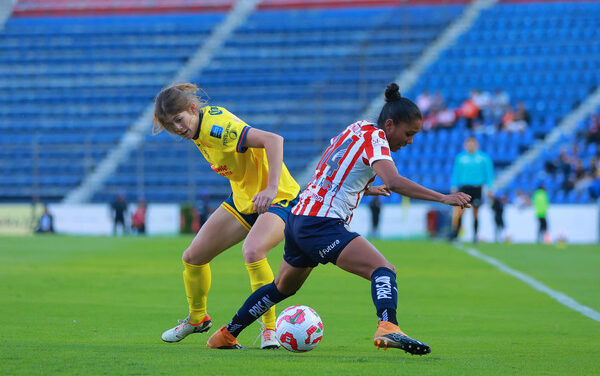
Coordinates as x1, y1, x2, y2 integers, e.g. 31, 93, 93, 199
252, 187, 278, 214
367, 185, 391, 196
442, 192, 472, 208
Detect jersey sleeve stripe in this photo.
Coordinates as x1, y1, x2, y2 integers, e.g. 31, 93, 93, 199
236, 125, 251, 153
364, 129, 374, 160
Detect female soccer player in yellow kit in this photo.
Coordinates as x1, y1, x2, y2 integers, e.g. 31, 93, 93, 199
153, 83, 300, 349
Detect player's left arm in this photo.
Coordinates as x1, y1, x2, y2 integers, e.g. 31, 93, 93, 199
243, 128, 284, 214
373, 159, 471, 208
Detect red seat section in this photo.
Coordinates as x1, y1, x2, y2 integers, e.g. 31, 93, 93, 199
12, 0, 235, 16
258, 0, 469, 9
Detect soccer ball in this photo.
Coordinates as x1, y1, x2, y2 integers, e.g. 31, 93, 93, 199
275, 305, 324, 352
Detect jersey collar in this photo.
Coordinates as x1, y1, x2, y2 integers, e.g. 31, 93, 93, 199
192, 110, 203, 140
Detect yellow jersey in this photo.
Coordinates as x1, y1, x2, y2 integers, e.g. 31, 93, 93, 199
193, 106, 300, 214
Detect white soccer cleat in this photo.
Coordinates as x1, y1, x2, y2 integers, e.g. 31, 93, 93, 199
260, 328, 280, 349
161, 315, 212, 343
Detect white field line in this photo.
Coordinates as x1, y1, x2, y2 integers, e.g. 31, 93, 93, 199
453, 243, 600, 322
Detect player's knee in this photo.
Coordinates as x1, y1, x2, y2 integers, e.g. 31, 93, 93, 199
386, 263, 397, 274
371, 262, 396, 277
182, 247, 209, 265
182, 249, 193, 264
241, 243, 268, 263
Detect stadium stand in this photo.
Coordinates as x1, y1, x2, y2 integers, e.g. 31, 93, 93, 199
510, 110, 600, 204
0, 10, 224, 202
103, 2, 464, 204
399, 1, 600, 202
1, 0, 599, 205
12, 0, 235, 15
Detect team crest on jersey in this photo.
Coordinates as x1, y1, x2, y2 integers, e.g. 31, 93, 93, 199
208, 106, 222, 115
222, 122, 238, 146
230, 130, 238, 140
210, 125, 223, 138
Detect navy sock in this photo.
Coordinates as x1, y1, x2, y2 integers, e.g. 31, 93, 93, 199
226, 282, 291, 337
371, 267, 398, 325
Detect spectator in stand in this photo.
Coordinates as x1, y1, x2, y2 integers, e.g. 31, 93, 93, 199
501, 106, 515, 130
472, 89, 492, 125
430, 91, 445, 113
589, 156, 600, 199
567, 143, 581, 163
459, 92, 480, 130
490, 89, 510, 127
437, 104, 457, 128
422, 108, 439, 131
569, 160, 593, 193
416, 91, 432, 115
546, 148, 576, 177
131, 198, 147, 235
585, 114, 600, 145
505, 102, 530, 133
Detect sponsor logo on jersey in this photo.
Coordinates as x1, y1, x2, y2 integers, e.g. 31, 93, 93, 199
222, 122, 238, 146
319, 239, 340, 259
210, 125, 223, 139
208, 106, 222, 115
211, 165, 232, 177
316, 177, 339, 194
304, 191, 324, 203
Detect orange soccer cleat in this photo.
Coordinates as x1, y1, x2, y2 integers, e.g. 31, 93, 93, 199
206, 325, 245, 349
373, 321, 431, 355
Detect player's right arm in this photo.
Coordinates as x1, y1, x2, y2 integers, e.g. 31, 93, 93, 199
372, 159, 471, 208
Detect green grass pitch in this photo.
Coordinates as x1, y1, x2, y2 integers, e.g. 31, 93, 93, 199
1, 236, 599, 375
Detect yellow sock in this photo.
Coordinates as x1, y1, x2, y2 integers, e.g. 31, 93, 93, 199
245, 258, 276, 330
182, 260, 211, 324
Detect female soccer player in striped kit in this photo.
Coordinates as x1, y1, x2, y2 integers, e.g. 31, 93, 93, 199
206, 83, 471, 354
153, 83, 300, 349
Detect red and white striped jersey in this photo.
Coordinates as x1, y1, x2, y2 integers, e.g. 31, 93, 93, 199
292, 120, 393, 223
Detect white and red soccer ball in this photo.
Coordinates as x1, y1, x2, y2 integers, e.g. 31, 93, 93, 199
275, 305, 324, 352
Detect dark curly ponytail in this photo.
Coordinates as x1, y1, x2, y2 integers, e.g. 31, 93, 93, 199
377, 83, 422, 128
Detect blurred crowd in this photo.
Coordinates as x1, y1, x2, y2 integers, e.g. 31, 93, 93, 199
417, 89, 530, 133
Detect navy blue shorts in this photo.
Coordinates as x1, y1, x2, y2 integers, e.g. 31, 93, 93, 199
283, 214, 361, 268
222, 195, 299, 230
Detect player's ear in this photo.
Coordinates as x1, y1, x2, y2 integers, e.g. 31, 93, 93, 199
384, 118, 395, 131
189, 103, 197, 114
